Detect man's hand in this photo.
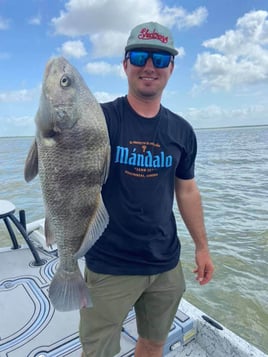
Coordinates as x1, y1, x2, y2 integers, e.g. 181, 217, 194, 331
193, 248, 214, 285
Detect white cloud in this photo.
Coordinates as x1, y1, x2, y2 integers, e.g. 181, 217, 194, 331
194, 10, 268, 91
28, 15, 41, 25
176, 46, 185, 58
85, 61, 125, 78
0, 89, 37, 103
6, 116, 33, 127
51, 0, 207, 57
94, 91, 122, 103
0, 16, 10, 30
59, 40, 87, 58
182, 103, 268, 128
0, 115, 35, 137
161, 6, 208, 30
52, 0, 142, 36
89, 31, 127, 58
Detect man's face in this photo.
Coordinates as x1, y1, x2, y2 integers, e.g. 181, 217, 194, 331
123, 49, 174, 101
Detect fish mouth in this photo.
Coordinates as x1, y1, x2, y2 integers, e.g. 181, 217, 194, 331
44, 60, 53, 78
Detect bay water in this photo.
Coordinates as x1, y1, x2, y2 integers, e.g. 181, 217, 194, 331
0, 126, 267, 353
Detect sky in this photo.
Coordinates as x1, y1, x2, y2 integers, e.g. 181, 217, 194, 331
1, 0, 268, 137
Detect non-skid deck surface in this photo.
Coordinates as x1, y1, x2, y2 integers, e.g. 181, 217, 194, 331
0, 247, 204, 357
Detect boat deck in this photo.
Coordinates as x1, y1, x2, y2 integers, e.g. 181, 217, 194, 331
0, 246, 197, 357
0, 243, 266, 357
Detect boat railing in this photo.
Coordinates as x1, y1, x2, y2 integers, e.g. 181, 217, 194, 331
0, 199, 46, 266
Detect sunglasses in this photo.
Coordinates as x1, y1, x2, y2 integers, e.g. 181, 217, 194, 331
125, 50, 174, 69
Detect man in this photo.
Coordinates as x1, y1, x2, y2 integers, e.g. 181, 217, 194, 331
80, 21, 214, 357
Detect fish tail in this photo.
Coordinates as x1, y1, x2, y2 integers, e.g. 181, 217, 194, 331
49, 265, 92, 311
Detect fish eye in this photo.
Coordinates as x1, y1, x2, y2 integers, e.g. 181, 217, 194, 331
60, 75, 71, 87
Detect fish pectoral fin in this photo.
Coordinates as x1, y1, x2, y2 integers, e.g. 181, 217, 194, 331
24, 140, 39, 182
74, 194, 109, 259
45, 217, 56, 246
101, 144, 111, 184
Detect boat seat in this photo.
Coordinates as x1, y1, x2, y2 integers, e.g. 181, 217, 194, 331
0, 199, 45, 266
0, 200, 20, 249
0, 200, 16, 217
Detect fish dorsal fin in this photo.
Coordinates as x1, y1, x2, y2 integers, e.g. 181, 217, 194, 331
24, 139, 39, 182
74, 194, 109, 259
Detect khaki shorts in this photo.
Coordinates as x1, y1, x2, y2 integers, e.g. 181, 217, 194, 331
79, 262, 185, 357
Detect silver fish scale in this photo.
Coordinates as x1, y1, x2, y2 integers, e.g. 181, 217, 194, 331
38, 112, 108, 257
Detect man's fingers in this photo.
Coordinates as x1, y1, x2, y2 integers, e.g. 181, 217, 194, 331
193, 266, 213, 285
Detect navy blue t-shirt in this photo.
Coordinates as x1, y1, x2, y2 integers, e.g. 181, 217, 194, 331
85, 96, 197, 275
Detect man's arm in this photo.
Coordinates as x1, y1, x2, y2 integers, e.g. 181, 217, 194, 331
175, 177, 214, 285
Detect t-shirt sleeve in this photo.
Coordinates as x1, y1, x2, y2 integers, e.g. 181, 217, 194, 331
175, 128, 197, 179
100, 101, 118, 142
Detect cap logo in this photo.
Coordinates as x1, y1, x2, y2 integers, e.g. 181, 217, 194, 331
138, 27, 168, 44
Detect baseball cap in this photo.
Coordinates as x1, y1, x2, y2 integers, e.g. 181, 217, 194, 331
125, 22, 178, 56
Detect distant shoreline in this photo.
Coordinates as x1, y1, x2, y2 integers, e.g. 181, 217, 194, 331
195, 124, 268, 131
0, 124, 267, 139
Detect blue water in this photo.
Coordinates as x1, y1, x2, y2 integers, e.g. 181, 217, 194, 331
0, 126, 268, 354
